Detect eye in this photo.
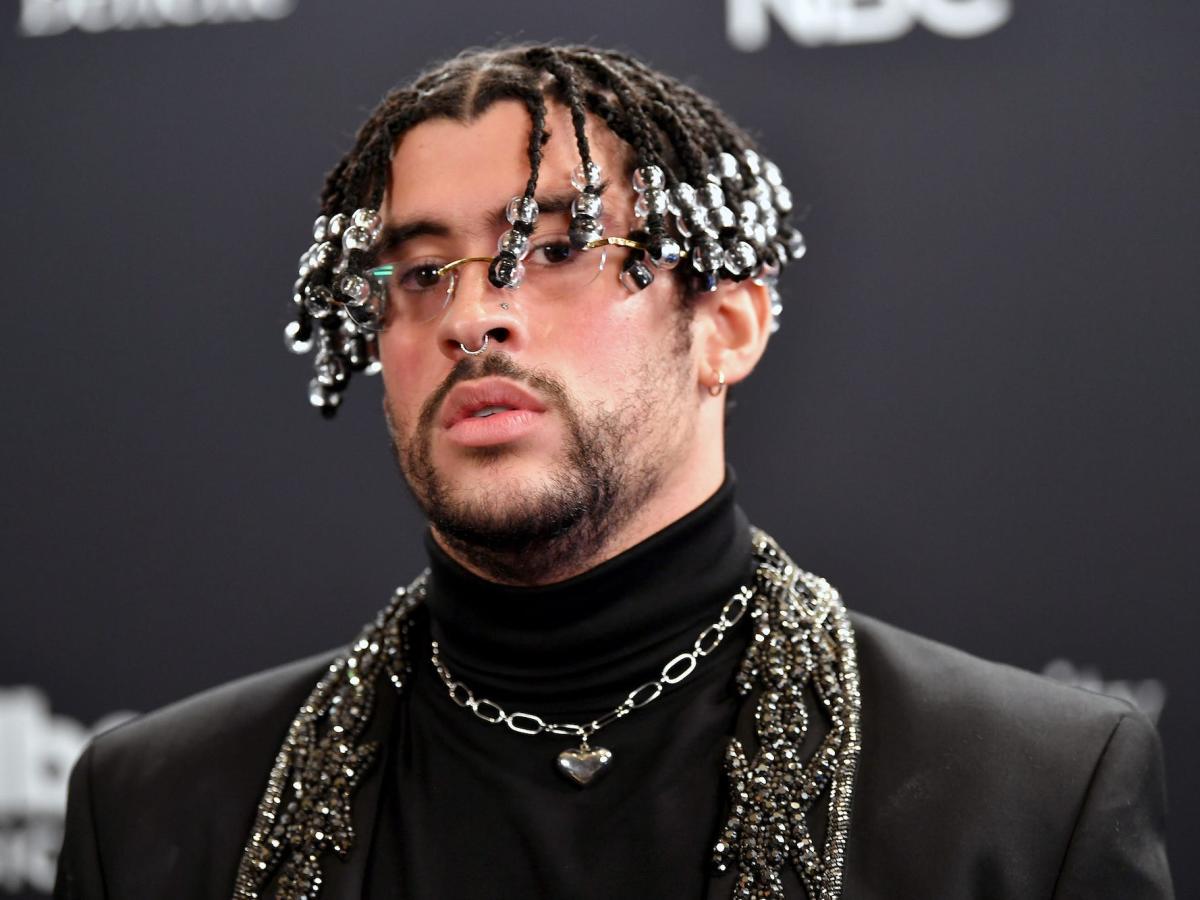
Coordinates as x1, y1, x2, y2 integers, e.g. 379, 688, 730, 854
403, 264, 444, 290
528, 235, 580, 267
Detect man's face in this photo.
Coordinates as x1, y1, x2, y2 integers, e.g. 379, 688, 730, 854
377, 100, 707, 579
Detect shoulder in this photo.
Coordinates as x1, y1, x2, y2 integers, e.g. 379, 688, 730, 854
848, 610, 1153, 793
843, 612, 1170, 898
849, 610, 1141, 740
62, 650, 341, 895
88, 648, 340, 782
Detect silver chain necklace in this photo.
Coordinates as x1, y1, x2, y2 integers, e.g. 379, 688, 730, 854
429, 583, 752, 786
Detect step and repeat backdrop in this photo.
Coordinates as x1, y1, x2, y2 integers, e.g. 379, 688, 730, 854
2, 1, 1197, 895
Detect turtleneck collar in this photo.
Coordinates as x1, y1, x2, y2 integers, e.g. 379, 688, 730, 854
421, 470, 753, 708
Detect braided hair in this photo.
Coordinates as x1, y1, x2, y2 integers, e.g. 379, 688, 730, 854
287, 44, 806, 416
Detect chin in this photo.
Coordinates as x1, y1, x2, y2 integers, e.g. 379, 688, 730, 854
432, 437, 557, 485
436, 454, 557, 507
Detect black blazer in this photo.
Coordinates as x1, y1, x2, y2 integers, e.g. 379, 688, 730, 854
55, 614, 1173, 899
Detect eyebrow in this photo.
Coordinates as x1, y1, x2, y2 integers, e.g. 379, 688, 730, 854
376, 182, 611, 255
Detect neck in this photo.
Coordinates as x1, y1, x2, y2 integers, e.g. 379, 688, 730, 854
420, 470, 752, 707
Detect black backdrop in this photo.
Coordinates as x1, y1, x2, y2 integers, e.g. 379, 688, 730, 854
2, 1, 1197, 896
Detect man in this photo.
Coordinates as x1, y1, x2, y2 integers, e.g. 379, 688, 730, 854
56, 44, 1172, 899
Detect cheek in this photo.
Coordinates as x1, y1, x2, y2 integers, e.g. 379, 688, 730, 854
377, 329, 441, 421
539, 287, 694, 393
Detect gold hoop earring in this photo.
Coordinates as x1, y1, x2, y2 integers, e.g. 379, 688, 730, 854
708, 370, 726, 397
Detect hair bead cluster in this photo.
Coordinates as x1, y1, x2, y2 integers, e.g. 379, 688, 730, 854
285, 44, 807, 417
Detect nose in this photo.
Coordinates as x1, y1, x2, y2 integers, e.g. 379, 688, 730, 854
436, 259, 527, 361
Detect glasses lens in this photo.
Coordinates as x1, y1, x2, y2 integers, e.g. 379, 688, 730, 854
523, 233, 607, 300
368, 262, 452, 324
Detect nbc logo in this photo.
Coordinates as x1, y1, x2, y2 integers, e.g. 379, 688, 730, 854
727, 0, 1013, 50
0, 689, 133, 894
17, 0, 296, 36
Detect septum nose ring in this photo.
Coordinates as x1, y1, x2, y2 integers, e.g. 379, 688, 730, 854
459, 334, 489, 356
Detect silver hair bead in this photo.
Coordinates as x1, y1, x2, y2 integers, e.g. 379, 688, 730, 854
284, 320, 313, 355
691, 237, 724, 273
489, 254, 525, 290
639, 187, 669, 217
351, 208, 381, 233
676, 207, 708, 239
671, 182, 698, 213
505, 196, 539, 226
338, 274, 372, 306
311, 241, 337, 271
786, 230, 807, 259
342, 333, 369, 370
342, 227, 373, 254
327, 213, 348, 238
619, 258, 655, 292
773, 185, 794, 214
308, 378, 341, 410
571, 161, 602, 191
763, 159, 783, 188
345, 302, 381, 333
743, 148, 762, 176
304, 284, 335, 319
724, 241, 758, 277
314, 351, 347, 388
710, 206, 737, 232
751, 223, 769, 247
753, 178, 773, 207
312, 215, 329, 243
648, 236, 682, 270
568, 215, 604, 249
497, 229, 530, 260
631, 164, 665, 193
712, 151, 740, 181
699, 183, 725, 211
760, 206, 779, 234
571, 192, 603, 219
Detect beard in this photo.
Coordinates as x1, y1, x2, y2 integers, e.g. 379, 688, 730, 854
385, 350, 685, 584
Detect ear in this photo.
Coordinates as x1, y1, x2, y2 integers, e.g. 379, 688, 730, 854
692, 277, 773, 390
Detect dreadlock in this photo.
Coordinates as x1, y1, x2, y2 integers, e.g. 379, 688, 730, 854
287, 44, 805, 417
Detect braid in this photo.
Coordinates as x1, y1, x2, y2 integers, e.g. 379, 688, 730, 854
563, 49, 664, 172
517, 80, 548, 200
610, 58, 710, 186
321, 89, 416, 213
532, 50, 597, 193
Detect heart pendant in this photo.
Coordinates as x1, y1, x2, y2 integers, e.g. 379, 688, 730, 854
556, 745, 613, 786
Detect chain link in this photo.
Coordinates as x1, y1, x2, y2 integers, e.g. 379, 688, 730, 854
429, 583, 754, 742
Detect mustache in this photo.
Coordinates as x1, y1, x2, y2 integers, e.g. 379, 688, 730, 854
415, 351, 569, 435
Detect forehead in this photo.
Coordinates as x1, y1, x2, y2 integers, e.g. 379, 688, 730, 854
383, 99, 631, 229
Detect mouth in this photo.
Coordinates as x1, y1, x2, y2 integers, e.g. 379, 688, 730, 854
440, 377, 549, 447
469, 405, 513, 419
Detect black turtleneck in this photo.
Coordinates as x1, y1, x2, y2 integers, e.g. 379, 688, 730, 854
365, 474, 755, 899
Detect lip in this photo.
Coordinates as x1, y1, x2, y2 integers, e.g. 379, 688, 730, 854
440, 377, 549, 447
